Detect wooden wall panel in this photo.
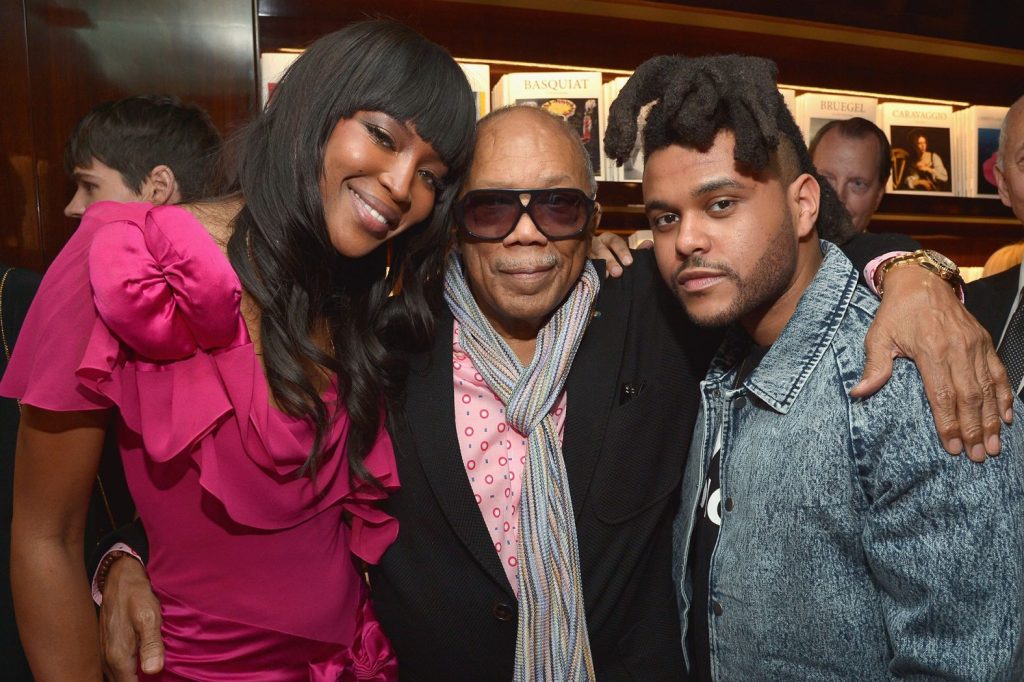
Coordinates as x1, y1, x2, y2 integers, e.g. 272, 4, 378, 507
0, 1, 42, 271
0, 0, 258, 270
255, 0, 1023, 266
257, 0, 1024, 106
4, 0, 1020, 269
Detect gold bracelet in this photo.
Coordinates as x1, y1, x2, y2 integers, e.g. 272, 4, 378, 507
876, 249, 963, 297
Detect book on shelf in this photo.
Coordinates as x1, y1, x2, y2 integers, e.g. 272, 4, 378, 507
878, 103, 955, 195
601, 76, 645, 183
795, 93, 877, 145
952, 105, 1008, 198
779, 88, 796, 120
457, 62, 491, 121
492, 71, 604, 180
260, 52, 300, 108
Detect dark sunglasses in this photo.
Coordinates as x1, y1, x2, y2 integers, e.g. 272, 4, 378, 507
454, 188, 597, 241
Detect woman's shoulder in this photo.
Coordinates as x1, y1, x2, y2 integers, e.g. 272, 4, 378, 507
81, 201, 228, 261
83, 201, 245, 360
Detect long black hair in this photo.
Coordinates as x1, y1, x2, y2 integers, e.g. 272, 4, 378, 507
605, 55, 855, 244
226, 20, 476, 479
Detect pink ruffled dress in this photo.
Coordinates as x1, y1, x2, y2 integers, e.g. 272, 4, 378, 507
0, 202, 400, 681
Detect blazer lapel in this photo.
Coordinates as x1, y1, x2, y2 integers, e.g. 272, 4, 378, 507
562, 263, 631, 517
398, 312, 515, 596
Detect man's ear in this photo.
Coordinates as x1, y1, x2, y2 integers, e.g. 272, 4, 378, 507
591, 201, 602, 233
144, 165, 180, 206
789, 173, 820, 239
995, 163, 1012, 210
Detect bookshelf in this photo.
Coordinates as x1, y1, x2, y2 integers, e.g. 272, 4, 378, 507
257, 0, 1024, 265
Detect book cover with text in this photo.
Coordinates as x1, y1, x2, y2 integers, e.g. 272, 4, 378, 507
796, 93, 878, 145
493, 71, 604, 179
879, 103, 954, 195
458, 62, 491, 121
953, 105, 1008, 198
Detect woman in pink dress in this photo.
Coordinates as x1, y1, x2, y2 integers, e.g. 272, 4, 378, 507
1, 20, 476, 681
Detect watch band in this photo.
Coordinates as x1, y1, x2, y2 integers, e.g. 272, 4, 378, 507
876, 249, 964, 297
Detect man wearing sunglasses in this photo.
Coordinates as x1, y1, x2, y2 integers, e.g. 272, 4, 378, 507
367, 105, 706, 679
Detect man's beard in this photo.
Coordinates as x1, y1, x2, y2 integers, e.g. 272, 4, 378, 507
672, 212, 798, 329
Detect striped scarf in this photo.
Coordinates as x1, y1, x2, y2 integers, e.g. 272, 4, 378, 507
444, 251, 599, 681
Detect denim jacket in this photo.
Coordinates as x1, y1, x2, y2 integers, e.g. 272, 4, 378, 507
674, 241, 1024, 680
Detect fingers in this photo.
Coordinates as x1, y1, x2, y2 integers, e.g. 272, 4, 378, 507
986, 347, 1015, 425
918, 341, 978, 458
103, 631, 140, 682
869, 265, 1005, 461
906, 317, 995, 459
136, 606, 165, 675
103, 596, 163, 679
587, 233, 632, 278
606, 235, 633, 266
101, 602, 140, 682
850, 327, 894, 399
974, 348, 1005, 457
100, 556, 165, 679
938, 306, 1006, 460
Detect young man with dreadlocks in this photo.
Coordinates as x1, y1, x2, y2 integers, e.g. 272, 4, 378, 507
606, 54, 1024, 679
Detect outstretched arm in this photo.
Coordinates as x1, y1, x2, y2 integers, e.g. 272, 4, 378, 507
852, 265, 1012, 461
592, 228, 1012, 457
12, 405, 108, 681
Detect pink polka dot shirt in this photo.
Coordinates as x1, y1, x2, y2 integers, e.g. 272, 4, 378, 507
452, 322, 567, 593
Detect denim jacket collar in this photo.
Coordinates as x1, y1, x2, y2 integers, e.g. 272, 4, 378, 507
706, 241, 859, 414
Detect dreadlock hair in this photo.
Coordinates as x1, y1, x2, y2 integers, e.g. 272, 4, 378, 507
225, 20, 476, 481
605, 54, 856, 244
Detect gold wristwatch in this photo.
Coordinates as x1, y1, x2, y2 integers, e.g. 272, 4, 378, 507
875, 249, 964, 296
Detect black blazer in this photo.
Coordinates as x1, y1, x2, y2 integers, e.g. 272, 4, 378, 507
370, 250, 717, 680
966, 264, 1019, 344
966, 265, 1021, 397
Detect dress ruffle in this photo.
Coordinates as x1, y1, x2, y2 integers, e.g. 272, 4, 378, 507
74, 202, 398, 556
312, 598, 398, 682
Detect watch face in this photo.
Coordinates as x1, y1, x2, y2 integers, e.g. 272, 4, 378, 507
923, 249, 957, 274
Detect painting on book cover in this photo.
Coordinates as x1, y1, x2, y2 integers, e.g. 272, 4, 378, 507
977, 127, 1001, 197
890, 125, 953, 193
515, 97, 601, 177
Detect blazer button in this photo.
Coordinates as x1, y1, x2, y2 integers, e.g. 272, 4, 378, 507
733, 396, 747, 409
713, 601, 724, 617
724, 497, 735, 512
492, 601, 516, 622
